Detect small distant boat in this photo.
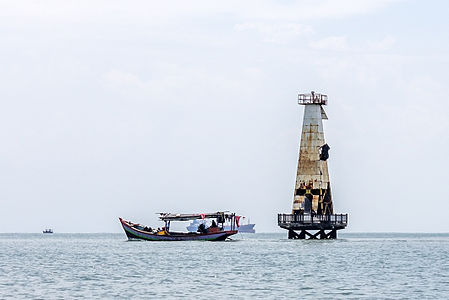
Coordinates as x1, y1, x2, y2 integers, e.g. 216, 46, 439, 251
43, 229, 53, 234
187, 218, 255, 233
119, 212, 238, 241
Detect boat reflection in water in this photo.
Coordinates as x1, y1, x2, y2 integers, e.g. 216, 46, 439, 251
119, 211, 238, 241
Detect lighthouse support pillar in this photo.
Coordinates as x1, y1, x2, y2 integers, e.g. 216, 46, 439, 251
287, 229, 338, 240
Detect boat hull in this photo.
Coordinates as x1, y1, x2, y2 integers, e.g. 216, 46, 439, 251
119, 218, 237, 241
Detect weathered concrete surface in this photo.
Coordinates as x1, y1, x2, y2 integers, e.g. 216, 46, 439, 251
293, 95, 333, 215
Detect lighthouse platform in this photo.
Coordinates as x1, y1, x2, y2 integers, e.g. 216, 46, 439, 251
278, 213, 347, 239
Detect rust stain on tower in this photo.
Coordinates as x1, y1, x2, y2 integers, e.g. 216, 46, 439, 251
278, 92, 348, 239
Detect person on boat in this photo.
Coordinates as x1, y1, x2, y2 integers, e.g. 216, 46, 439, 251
197, 223, 208, 234
208, 219, 220, 233
156, 227, 168, 235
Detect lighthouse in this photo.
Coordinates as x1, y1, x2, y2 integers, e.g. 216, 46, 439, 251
278, 92, 347, 239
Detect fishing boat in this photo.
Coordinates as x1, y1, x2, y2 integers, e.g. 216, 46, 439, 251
119, 212, 238, 241
42, 229, 53, 234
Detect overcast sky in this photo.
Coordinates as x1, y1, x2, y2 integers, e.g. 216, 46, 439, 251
1, 0, 448, 233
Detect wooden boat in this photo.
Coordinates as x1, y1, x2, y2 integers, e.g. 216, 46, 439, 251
119, 212, 238, 241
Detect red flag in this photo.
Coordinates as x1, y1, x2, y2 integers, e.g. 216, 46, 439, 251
235, 216, 241, 227
200, 213, 206, 219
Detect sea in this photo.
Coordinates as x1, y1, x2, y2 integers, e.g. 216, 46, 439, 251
1, 233, 448, 299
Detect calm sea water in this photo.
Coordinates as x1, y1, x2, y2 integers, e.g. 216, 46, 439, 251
1, 233, 448, 299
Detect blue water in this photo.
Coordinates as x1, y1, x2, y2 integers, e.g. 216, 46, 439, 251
1, 233, 449, 299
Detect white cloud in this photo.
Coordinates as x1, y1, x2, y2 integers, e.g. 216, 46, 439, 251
309, 36, 349, 51
300, 0, 403, 19
367, 35, 396, 51
234, 22, 313, 43
0, 0, 402, 23
309, 35, 396, 52
103, 70, 144, 88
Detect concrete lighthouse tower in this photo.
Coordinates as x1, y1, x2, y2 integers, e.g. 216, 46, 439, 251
293, 91, 332, 216
278, 92, 347, 239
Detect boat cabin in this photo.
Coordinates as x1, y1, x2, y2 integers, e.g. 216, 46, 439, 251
158, 212, 237, 233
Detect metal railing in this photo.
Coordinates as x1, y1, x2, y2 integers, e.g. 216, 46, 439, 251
298, 93, 328, 105
278, 213, 347, 225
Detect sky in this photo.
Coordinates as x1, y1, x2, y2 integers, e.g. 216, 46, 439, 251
1, 0, 448, 233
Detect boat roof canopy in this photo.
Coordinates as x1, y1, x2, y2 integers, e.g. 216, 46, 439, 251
159, 212, 233, 221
